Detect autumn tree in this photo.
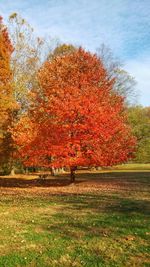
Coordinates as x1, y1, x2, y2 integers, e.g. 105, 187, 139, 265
5, 13, 50, 174
13, 48, 136, 181
49, 43, 77, 59
8, 13, 45, 111
0, 16, 17, 172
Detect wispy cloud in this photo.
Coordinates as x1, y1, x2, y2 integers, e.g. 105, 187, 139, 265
0, 0, 150, 106
126, 54, 150, 107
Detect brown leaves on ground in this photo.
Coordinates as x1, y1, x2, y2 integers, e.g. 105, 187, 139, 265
0, 171, 149, 197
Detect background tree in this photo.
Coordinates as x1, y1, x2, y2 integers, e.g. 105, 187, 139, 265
96, 44, 137, 105
8, 13, 45, 112
9, 13, 53, 174
49, 43, 77, 58
1, 13, 47, 173
0, 16, 17, 173
128, 106, 150, 163
13, 48, 136, 181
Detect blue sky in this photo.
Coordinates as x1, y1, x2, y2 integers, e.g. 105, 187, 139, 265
0, 0, 150, 106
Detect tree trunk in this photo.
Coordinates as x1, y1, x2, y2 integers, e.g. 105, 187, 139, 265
24, 167, 29, 174
51, 167, 55, 176
70, 166, 76, 183
61, 167, 65, 173
10, 167, 15, 176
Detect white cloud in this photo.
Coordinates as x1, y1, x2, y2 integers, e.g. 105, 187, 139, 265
125, 54, 150, 106
0, 0, 150, 106
1, 0, 149, 57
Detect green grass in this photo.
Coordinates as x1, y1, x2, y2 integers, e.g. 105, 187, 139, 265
0, 171, 150, 267
114, 163, 150, 171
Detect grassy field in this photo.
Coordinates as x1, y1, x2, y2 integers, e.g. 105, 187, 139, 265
0, 170, 150, 267
113, 163, 150, 171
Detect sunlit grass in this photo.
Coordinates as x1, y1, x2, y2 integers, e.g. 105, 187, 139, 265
114, 163, 150, 171
0, 171, 150, 266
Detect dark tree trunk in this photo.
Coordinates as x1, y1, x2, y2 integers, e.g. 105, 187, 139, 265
70, 166, 77, 183
51, 167, 55, 176
25, 167, 29, 174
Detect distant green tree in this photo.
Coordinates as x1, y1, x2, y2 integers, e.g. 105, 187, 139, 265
128, 106, 150, 163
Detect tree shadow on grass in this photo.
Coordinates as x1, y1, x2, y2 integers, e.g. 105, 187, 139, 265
0, 171, 149, 189
77, 171, 150, 192
78, 171, 150, 182
0, 176, 72, 188
36, 194, 150, 241
62, 194, 150, 216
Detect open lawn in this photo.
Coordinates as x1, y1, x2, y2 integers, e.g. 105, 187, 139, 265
0, 170, 150, 267
113, 163, 150, 171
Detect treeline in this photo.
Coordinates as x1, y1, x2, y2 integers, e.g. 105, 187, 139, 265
128, 106, 150, 163
0, 13, 149, 177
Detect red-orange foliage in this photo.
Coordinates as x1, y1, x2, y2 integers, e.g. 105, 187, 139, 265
13, 48, 136, 173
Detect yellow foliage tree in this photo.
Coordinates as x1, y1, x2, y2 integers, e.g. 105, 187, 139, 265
0, 16, 17, 172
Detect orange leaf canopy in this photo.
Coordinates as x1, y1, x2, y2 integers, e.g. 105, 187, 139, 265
13, 48, 136, 168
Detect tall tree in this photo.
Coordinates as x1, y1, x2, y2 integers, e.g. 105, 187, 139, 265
0, 16, 17, 171
8, 13, 44, 111
13, 48, 136, 181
